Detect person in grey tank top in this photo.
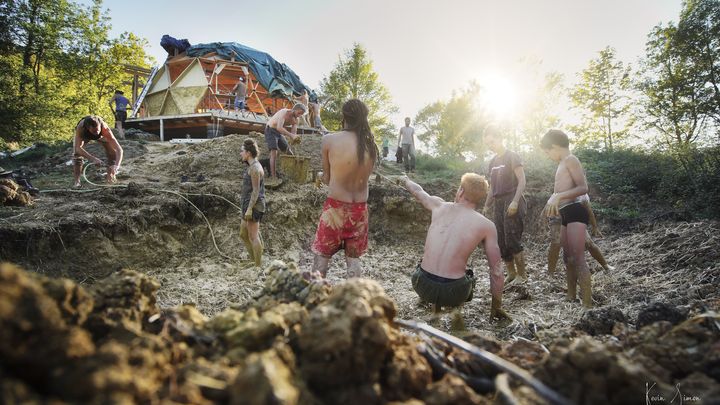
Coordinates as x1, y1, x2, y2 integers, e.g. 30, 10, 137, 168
240, 138, 266, 267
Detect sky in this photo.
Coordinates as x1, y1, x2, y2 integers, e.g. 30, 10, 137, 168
83, 0, 682, 129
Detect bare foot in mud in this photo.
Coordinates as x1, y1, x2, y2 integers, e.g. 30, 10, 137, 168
450, 308, 466, 331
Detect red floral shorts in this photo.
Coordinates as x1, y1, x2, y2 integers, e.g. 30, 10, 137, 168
311, 197, 369, 258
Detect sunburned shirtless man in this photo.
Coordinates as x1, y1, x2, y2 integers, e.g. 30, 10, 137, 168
311, 99, 377, 278
264, 103, 306, 180
541, 129, 593, 308
402, 173, 509, 321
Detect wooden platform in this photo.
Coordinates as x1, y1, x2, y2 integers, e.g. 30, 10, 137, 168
124, 111, 320, 141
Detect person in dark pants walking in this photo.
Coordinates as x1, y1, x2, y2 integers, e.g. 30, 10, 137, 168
482, 125, 527, 285
397, 117, 416, 172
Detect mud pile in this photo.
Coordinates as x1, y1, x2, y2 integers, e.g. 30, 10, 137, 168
2, 260, 719, 404
0, 261, 473, 404
0, 178, 33, 206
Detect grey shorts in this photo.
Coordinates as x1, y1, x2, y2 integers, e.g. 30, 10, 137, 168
241, 199, 265, 223
264, 126, 289, 152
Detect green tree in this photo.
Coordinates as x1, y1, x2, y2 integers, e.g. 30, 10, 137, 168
638, 23, 710, 147
319, 43, 398, 141
570, 47, 634, 151
514, 58, 565, 146
0, 0, 152, 147
414, 82, 492, 158
675, 0, 720, 130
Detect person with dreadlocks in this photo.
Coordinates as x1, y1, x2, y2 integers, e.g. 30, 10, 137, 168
311, 99, 378, 278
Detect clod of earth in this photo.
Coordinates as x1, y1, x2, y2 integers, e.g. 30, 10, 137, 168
2, 261, 718, 404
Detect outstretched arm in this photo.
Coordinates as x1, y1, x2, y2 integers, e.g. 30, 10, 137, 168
402, 176, 444, 211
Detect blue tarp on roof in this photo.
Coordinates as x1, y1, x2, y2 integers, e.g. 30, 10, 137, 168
186, 42, 311, 99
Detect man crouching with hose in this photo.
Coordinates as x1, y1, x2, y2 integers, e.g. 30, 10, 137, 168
73, 115, 124, 188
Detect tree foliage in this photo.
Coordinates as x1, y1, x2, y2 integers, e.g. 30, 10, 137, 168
514, 58, 565, 147
0, 0, 152, 148
569, 47, 634, 151
318, 43, 398, 141
414, 82, 493, 159
638, 0, 720, 148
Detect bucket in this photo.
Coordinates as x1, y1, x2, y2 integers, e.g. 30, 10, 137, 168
279, 155, 311, 183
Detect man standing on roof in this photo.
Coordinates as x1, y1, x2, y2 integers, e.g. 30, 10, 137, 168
109, 90, 130, 139
264, 103, 306, 180
309, 91, 328, 133
294, 89, 310, 127
233, 76, 247, 115
312, 99, 378, 279
72, 115, 124, 188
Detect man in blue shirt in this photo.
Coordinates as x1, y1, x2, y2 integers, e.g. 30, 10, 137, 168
109, 90, 130, 139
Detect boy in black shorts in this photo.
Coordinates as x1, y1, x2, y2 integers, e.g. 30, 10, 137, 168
540, 129, 593, 308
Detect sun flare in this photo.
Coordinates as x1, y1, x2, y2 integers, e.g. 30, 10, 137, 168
480, 74, 518, 119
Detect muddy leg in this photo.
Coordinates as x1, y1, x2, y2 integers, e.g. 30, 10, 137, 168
313, 254, 331, 277
561, 226, 577, 301
548, 243, 561, 275
450, 306, 465, 331
73, 156, 83, 187
239, 220, 255, 264
247, 220, 263, 267
345, 256, 362, 278
567, 222, 592, 308
269, 149, 278, 178
504, 260, 517, 284
514, 252, 528, 281
548, 219, 561, 274
585, 232, 610, 271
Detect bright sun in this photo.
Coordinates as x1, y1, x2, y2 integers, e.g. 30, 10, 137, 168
480, 75, 518, 119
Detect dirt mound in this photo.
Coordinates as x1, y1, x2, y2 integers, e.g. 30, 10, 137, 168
0, 261, 485, 404
575, 306, 628, 335
145, 133, 325, 184
4, 261, 718, 404
0, 178, 33, 206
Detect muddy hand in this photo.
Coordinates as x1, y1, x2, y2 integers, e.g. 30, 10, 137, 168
244, 210, 253, 221
507, 200, 518, 216
483, 205, 491, 217
545, 193, 560, 218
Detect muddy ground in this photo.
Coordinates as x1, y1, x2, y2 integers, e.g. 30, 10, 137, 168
0, 132, 719, 404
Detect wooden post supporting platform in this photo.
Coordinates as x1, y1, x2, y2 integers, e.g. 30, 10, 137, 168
160, 119, 164, 142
